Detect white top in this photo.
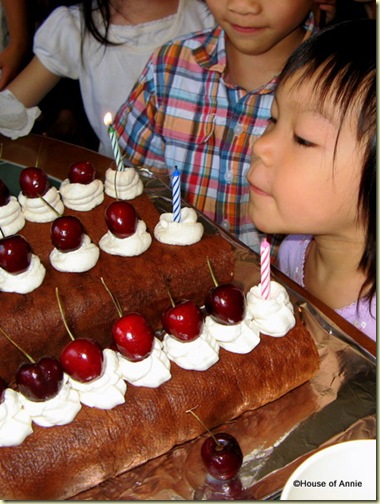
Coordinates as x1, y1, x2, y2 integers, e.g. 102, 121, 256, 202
33, 0, 215, 157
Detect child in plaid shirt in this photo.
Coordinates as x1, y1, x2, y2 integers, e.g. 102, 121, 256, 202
114, 0, 319, 253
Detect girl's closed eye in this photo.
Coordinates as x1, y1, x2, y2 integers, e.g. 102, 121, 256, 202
294, 134, 315, 148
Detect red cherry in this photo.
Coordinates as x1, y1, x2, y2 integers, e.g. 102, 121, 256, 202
205, 283, 246, 325
19, 167, 50, 198
0, 377, 7, 404
105, 201, 138, 239
201, 433, 243, 481
60, 338, 104, 383
51, 216, 84, 252
112, 313, 154, 362
162, 299, 204, 342
16, 356, 64, 402
68, 161, 96, 185
0, 179, 11, 207
0, 234, 32, 273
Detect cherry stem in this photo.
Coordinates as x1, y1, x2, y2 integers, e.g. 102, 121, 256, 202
38, 194, 62, 217
35, 139, 43, 168
186, 407, 222, 448
0, 325, 35, 363
112, 165, 119, 201
55, 287, 75, 341
0, 227, 4, 239
206, 257, 219, 287
162, 276, 175, 307
166, 288, 175, 308
0, 143, 3, 158
100, 277, 123, 317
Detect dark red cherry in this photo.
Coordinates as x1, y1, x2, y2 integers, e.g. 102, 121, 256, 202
16, 356, 64, 402
205, 283, 246, 325
0, 377, 7, 404
162, 299, 204, 342
201, 433, 243, 481
19, 167, 50, 198
0, 234, 32, 273
0, 179, 11, 206
60, 338, 104, 383
112, 313, 154, 362
51, 216, 84, 252
68, 161, 96, 185
105, 201, 138, 239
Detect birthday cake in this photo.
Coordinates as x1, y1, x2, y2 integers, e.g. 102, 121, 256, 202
0, 165, 320, 499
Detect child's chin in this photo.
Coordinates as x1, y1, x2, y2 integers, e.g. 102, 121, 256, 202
250, 213, 270, 234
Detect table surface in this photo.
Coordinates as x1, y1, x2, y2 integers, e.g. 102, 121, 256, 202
0, 133, 376, 500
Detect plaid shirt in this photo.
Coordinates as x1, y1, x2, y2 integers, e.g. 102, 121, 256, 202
115, 14, 316, 254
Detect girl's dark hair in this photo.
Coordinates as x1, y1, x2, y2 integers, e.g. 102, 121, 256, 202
81, 0, 116, 46
278, 19, 376, 305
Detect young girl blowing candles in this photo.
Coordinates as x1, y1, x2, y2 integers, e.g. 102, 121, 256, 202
247, 19, 376, 341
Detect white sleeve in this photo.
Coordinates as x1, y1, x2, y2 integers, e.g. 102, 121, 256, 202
33, 6, 82, 79
0, 90, 41, 139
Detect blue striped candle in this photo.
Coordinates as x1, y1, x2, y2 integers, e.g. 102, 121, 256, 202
171, 168, 181, 222
104, 113, 125, 171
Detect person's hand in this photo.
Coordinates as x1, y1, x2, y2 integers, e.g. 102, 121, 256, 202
313, 0, 337, 26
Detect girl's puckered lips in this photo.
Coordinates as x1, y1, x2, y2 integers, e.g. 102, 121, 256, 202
230, 23, 264, 35
249, 183, 271, 197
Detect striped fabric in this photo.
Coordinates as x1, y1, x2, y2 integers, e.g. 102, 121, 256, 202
115, 15, 316, 254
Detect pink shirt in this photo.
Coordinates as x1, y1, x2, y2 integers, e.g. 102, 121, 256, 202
278, 235, 376, 341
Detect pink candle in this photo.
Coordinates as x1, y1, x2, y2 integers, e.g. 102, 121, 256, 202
260, 238, 271, 300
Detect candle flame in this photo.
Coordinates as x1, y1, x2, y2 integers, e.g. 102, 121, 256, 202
104, 112, 112, 127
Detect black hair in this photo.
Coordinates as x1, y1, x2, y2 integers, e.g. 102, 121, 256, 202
80, 0, 117, 46
277, 19, 376, 306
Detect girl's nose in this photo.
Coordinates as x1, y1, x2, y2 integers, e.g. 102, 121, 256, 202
227, 0, 262, 15
252, 125, 275, 166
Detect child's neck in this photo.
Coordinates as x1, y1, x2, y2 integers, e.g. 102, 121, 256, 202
304, 234, 368, 310
110, 0, 179, 25
224, 26, 306, 91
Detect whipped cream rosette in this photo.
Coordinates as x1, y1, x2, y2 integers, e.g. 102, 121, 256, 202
50, 215, 99, 273
18, 186, 64, 223
118, 337, 171, 387
50, 234, 100, 273
0, 388, 33, 447
0, 254, 46, 294
0, 196, 25, 235
59, 178, 104, 211
246, 280, 296, 337
154, 207, 204, 245
104, 167, 143, 200
163, 331, 220, 371
19, 376, 82, 427
204, 316, 260, 354
99, 220, 151, 256
67, 349, 126, 409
